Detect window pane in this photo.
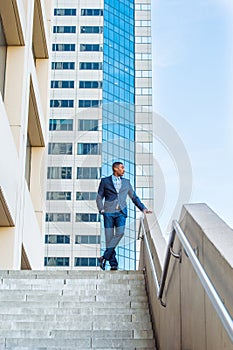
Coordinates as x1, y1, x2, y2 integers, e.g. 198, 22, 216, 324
80, 26, 103, 34
45, 213, 71, 222
48, 143, 72, 155
80, 44, 102, 52
79, 81, 102, 89
77, 167, 101, 179
50, 100, 74, 108
79, 62, 102, 70
46, 192, 71, 200
81, 236, 88, 244
77, 143, 100, 155
76, 192, 97, 200
81, 9, 103, 16
53, 26, 76, 33
49, 119, 73, 131
75, 213, 100, 222
52, 44, 75, 51
74, 257, 98, 267
52, 62, 75, 70
54, 9, 76, 16
78, 119, 98, 131
51, 81, 74, 89
78, 100, 101, 108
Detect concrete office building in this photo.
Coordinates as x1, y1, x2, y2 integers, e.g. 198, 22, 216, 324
0, 1, 51, 269
45, 0, 153, 270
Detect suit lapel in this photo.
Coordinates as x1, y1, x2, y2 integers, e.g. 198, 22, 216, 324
108, 175, 117, 193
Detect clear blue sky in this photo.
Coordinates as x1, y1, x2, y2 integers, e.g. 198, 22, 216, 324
152, 0, 233, 230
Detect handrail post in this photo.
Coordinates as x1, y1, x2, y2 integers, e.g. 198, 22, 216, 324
157, 228, 176, 305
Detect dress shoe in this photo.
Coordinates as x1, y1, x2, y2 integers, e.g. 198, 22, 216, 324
110, 266, 118, 271
99, 256, 106, 270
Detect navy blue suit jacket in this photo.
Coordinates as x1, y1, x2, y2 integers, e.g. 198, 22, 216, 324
96, 175, 146, 217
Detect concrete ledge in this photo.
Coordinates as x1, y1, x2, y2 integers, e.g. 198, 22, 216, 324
181, 203, 233, 267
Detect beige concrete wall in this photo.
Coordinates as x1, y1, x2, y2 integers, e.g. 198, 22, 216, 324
140, 204, 233, 350
0, 0, 51, 269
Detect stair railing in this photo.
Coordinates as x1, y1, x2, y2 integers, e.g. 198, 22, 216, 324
138, 216, 233, 343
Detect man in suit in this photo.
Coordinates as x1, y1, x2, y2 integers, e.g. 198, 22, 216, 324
96, 161, 151, 270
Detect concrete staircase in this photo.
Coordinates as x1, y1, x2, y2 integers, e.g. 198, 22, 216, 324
0, 270, 156, 349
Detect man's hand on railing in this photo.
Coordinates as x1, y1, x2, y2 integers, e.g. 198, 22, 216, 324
143, 209, 152, 214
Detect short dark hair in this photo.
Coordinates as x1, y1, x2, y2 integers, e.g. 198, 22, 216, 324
112, 162, 123, 171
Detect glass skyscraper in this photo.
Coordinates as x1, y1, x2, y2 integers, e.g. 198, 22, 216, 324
45, 0, 153, 270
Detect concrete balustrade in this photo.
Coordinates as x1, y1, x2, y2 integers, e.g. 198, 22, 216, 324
139, 204, 233, 350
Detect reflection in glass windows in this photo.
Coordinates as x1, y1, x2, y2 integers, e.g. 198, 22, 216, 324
77, 167, 101, 179
78, 119, 98, 131
102, 0, 136, 270
52, 62, 75, 70
74, 257, 98, 267
79, 100, 102, 108
79, 81, 102, 89
49, 119, 73, 131
81, 9, 103, 16
44, 257, 69, 266
54, 9, 76, 16
48, 143, 72, 155
47, 167, 72, 179
76, 192, 97, 200
75, 235, 100, 244
53, 26, 76, 33
76, 213, 100, 222
50, 100, 74, 108
80, 44, 103, 52
52, 44, 75, 51
45, 235, 70, 244
46, 192, 71, 200
77, 143, 100, 155
45, 213, 70, 222
51, 81, 74, 89
79, 62, 102, 70
80, 26, 103, 34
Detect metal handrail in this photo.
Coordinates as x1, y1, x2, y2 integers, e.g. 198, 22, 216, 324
138, 217, 160, 293
139, 216, 233, 343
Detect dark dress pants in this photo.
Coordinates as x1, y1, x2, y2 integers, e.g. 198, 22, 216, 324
103, 211, 126, 267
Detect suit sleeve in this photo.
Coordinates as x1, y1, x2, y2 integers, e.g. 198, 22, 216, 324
96, 179, 105, 212
127, 181, 146, 212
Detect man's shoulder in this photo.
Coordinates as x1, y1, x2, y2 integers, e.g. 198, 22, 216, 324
100, 175, 112, 183
122, 178, 131, 185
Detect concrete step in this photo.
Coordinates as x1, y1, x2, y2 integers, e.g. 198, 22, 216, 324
3, 337, 155, 349
0, 306, 150, 317
0, 301, 149, 311
0, 270, 144, 279
0, 293, 148, 303
0, 329, 154, 340
0, 309, 150, 322
0, 320, 152, 331
0, 281, 146, 291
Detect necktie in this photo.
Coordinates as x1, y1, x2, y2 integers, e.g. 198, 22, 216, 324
115, 177, 121, 193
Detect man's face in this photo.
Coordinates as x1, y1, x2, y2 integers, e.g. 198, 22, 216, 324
114, 164, 125, 177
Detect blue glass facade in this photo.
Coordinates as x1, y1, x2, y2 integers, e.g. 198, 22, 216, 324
102, 0, 136, 270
